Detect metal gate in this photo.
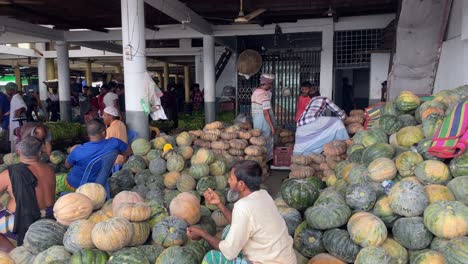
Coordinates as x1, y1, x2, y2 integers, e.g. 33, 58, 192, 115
238, 49, 321, 130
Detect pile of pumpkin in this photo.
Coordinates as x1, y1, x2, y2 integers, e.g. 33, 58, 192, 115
277, 88, 468, 264
344, 109, 366, 135
279, 128, 295, 146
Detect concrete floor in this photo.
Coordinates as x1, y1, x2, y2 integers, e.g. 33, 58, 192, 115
264, 169, 289, 198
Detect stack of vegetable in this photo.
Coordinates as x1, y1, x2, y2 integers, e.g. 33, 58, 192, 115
280, 88, 468, 264
344, 109, 365, 135
279, 128, 295, 146
45, 122, 86, 142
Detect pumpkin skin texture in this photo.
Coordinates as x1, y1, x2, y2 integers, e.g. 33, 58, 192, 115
91, 217, 133, 252
379, 114, 403, 135
346, 164, 370, 185
395, 91, 421, 112
176, 173, 196, 192
166, 154, 185, 172
63, 219, 96, 254
323, 228, 361, 263
352, 129, 388, 147
430, 237, 450, 252
355, 246, 392, 264
69, 248, 109, 264
147, 200, 169, 228
449, 152, 468, 177
280, 178, 319, 211
123, 155, 147, 174
169, 192, 201, 225
381, 238, 408, 264
443, 236, 468, 264
415, 160, 452, 185
361, 143, 395, 165
416, 138, 443, 161
113, 202, 151, 222
447, 176, 468, 205
347, 212, 387, 247
388, 179, 428, 217
149, 157, 167, 175
196, 176, 217, 195
108, 247, 150, 264
155, 245, 201, 264
9, 246, 36, 264
372, 196, 400, 228
112, 191, 144, 210
277, 206, 302, 236
412, 250, 446, 264
395, 151, 424, 177
76, 183, 107, 210
128, 222, 151, 246
54, 193, 94, 226
314, 188, 347, 206
32, 245, 71, 264
23, 219, 67, 254
345, 183, 377, 211
88, 209, 113, 224
305, 203, 351, 230
191, 148, 215, 165
293, 221, 326, 258
189, 164, 210, 180
424, 184, 455, 204
396, 126, 424, 147
308, 253, 346, 264
422, 114, 444, 138
152, 216, 188, 247
398, 114, 418, 127
423, 201, 468, 239
368, 157, 397, 182
131, 138, 151, 156
392, 217, 433, 250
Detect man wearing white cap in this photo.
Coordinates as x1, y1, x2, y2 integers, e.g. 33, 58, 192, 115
102, 106, 127, 165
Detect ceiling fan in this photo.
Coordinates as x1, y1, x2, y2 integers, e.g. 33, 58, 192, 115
204, 0, 266, 24
0, 0, 44, 5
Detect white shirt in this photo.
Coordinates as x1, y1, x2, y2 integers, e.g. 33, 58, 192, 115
103, 92, 118, 108
219, 190, 297, 264
9, 94, 27, 141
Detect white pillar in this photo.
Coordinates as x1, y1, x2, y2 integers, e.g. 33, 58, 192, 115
56, 41, 71, 122
121, 0, 148, 139
195, 55, 204, 89
320, 23, 334, 99
35, 43, 47, 112
203, 35, 216, 123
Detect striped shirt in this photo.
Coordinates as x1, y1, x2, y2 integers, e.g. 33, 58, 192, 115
297, 96, 346, 127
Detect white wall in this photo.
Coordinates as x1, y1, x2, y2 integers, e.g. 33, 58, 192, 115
370, 53, 390, 102
215, 47, 237, 98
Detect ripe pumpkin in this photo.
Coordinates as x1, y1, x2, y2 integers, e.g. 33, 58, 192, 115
415, 160, 452, 185
422, 113, 444, 138
63, 219, 96, 254
169, 192, 201, 225
412, 250, 446, 264
280, 178, 319, 210
368, 157, 397, 182
196, 176, 217, 195
380, 238, 408, 264
293, 221, 326, 258
379, 114, 403, 135
395, 151, 424, 177
148, 200, 169, 227
423, 201, 468, 239
346, 164, 370, 185
112, 191, 144, 210
345, 183, 376, 211
277, 206, 302, 236
177, 146, 193, 160
323, 140, 347, 156
163, 171, 181, 189
388, 179, 428, 217
123, 155, 147, 174
415, 100, 446, 123
88, 210, 113, 224
166, 154, 185, 172
372, 196, 400, 228
396, 126, 424, 147
9, 246, 36, 264
76, 183, 107, 210
417, 138, 443, 161
189, 163, 210, 180
54, 193, 94, 226
424, 185, 455, 204
91, 217, 133, 252
191, 148, 215, 165
113, 202, 152, 222
322, 228, 361, 263
354, 246, 392, 264
361, 143, 395, 165
32, 245, 71, 264
308, 253, 346, 264
395, 91, 421, 112
209, 160, 227, 176
347, 212, 387, 247
392, 217, 433, 250
131, 138, 151, 156
449, 152, 468, 177
152, 216, 188, 247
176, 173, 196, 192
23, 219, 67, 254
305, 203, 351, 230
352, 129, 388, 147
447, 176, 468, 205
176, 132, 192, 146
128, 221, 151, 246
442, 236, 468, 264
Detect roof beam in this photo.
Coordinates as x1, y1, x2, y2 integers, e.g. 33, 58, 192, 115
144, 0, 213, 35
73, 41, 123, 54
0, 16, 64, 41
0, 45, 41, 57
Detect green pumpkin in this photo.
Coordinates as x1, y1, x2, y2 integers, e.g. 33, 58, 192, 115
353, 129, 388, 147
415, 100, 446, 123
422, 113, 444, 139
392, 217, 433, 250
166, 154, 185, 172
9, 246, 37, 264
108, 247, 150, 264
417, 139, 444, 161
196, 176, 217, 195
293, 221, 326, 258
334, 160, 350, 179
346, 144, 365, 156
396, 126, 424, 147
430, 237, 450, 252
398, 114, 419, 127
209, 160, 227, 176
23, 219, 67, 254
447, 176, 468, 205
449, 152, 468, 177
395, 91, 421, 112
347, 148, 364, 164
152, 216, 188, 247
381, 238, 408, 264
415, 160, 452, 185
163, 190, 181, 208
110, 169, 135, 189
280, 178, 319, 210
345, 183, 376, 211
381, 102, 401, 116
49, 150, 66, 165
379, 114, 403, 135
411, 250, 446, 264
189, 164, 210, 180
423, 201, 468, 239
305, 203, 351, 230
131, 138, 151, 156
306, 176, 325, 190
149, 158, 167, 175
146, 149, 162, 161
361, 143, 395, 165
69, 249, 109, 264
176, 173, 196, 192
442, 236, 468, 264
323, 228, 361, 263
372, 196, 400, 228
347, 164, 370, 184
123, 155, 147, 174
395, 151, 424, 177
355, 246, 392, 264
277, 206, 302, 236
136, 245, 164, 263
388, 179, 428, 217
191, 216, 217, 236
32, 245, 71, 264
155, 245, 202, 264
314, 188, 347, 206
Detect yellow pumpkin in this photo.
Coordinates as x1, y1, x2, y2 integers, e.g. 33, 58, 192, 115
169, 192, 201, 225
112, 191, 144, 211
164, 171, 181, 189
54, 193, 93, 226
424, 185, 455, 204
91, 217, 133, 252
88, 210, 113, 224
113, 202, 152, 222
76, 183, 107, 210
368, 157, 397, 182
128, 221, 151, 246
347, 212, 387, 247
308, 253, 345, 264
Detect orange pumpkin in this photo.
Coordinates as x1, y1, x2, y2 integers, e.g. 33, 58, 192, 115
54, 193, 93, 226
92, 217, 133, 252
128, 221, 151, 246
164, 171, 181, 189
368, 157, 397, 182
112, 191, 144, 211
169, 192, 201, 225
63, 219, 96, 253
113, 202, 152, 222
308, 253, 345, 264
76, 183, 107, 210
347, 212, 387, 247
424, 185, 455, 204
323, 140, 347, 156
88, 210, 113, 224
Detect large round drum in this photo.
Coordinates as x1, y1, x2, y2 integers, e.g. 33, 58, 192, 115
237, 49, 262, 79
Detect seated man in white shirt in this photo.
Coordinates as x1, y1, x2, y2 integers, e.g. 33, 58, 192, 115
187, 160, 296, 264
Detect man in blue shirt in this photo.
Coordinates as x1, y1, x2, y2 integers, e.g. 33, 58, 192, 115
0, 89, 10, 151
56, 119, 130, 193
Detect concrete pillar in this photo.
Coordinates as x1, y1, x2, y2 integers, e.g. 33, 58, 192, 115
195, 55, 204, 88
36, 43, 48, 109
184, 66, 190, 103
163, 62, 169, 91
121, 0, 148, 139
46, 59, 55, 80
320, 23, 334, 99
85, 60, 93, 86
13, 63, 21, 91
203, 36, 216, 123
56, 41, 71, 122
